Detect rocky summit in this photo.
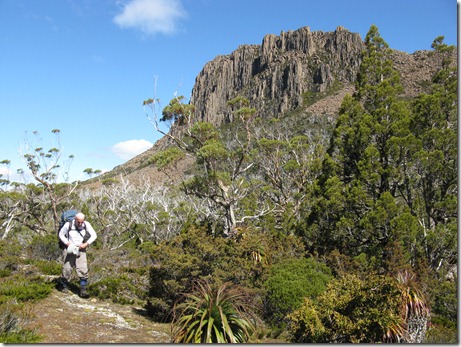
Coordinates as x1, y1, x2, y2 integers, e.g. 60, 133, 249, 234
191, 26, 364, 125
94, 25, 455, 186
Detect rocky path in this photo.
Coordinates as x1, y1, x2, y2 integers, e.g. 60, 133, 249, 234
26, 289, 171, 343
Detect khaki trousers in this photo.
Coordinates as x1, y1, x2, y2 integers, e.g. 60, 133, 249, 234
61, 249, 88, 281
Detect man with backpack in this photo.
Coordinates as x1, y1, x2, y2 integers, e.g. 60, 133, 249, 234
58, 212, 97, 298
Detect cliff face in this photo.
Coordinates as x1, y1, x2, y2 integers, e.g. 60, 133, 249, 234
189, 25, 454, 128
190, 26, 364, 125
91, 25, 455, 187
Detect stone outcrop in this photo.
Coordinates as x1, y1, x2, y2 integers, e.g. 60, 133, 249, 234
189, 25, 456, 129
91, 25, 456, 187
190, 26, 364, 126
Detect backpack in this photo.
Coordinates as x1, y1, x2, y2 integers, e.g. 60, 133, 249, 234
58, 210, 90, 249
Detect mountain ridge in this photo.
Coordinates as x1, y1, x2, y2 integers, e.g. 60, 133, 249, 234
88, 25, 455, 187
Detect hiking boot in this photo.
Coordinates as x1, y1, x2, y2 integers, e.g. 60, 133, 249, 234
58, 278, 70, 293
80, 287, 90, 298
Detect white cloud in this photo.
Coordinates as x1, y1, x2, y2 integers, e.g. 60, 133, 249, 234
113, 0, 186, 36
111, 139, 153, 160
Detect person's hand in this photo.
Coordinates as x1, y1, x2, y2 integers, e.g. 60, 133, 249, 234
79, 243, 88, 250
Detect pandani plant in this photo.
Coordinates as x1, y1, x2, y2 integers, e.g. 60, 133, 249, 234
384, 270, 430, 343
171, 278, 256, 343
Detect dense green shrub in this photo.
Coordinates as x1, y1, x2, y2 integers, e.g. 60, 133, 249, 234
0, 275, 53, 304
0, 330, 41, 343
28, 234, 62, 262
0, 239, 53, 342
84, 245, 152, 305
89, 274, 143, 305
147, 225, 306, 322
263, 257, 332, 325
0, 301, 41, 343
31, 260, 62, 276
429, 277, 457, 323
145, 297, 171, 322
425, 316, 458, 343
148, 226, 226, 319
0, 239, 22, 278
287, 273, 404, 343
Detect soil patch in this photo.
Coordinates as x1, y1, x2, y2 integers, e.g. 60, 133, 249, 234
26, 289, 171, 343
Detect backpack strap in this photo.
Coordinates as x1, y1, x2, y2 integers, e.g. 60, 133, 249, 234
68, 220, 88, 240
65, 220, 71, 240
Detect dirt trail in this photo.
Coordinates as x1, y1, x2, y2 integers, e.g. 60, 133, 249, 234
26, 289, 171, 343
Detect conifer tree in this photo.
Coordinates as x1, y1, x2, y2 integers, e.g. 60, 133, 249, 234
408, 37, 457, 270
305, 25, 417, 265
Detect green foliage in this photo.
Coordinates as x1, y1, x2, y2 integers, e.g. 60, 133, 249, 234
196, 138, 228, 163
287, 273, 403, 343
288, 269, 433, 343
0, 275, 53, 304
147, 225, 306, 322
161, 95, 195, 124
28, 260, 61, 276
28, 234, 62, 262
148, 226, 224, 315
0, 240, 21, 278
189, 122, 220, 144
304, 26, 457, 288
425, 316, 458, 343
148, 146, 185, 170
171, 279, 255, 343
0, 301, 41, 343
227, 95, 250, 108
263, 257, 332, 325
89, 275, 140, 305
408, 37, 457, 269
428, 275, 457, 322
87, 247, 151, 305
0, 329, 41, 343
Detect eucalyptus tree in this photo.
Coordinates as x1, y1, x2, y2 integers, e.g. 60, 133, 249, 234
0, 130, 78, 237
0, 160, 12, 189
252, 119, 325, 232
79, 176, 207, 249
0, 188, 26, 239
143, 95, 272, 236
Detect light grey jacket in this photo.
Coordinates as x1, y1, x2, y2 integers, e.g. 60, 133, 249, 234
59, 220, 97, 247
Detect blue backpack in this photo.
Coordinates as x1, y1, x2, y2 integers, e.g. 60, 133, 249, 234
58, 209, 78, 249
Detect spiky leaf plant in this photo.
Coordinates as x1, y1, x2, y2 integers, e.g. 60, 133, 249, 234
396, 270, 430, 343
384, 270, 430, 343
171, 279, 255, 343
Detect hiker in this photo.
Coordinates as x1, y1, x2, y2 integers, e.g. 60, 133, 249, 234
58, 212, 97, 298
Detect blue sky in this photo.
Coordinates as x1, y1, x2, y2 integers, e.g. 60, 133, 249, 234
0, 0, 458, 183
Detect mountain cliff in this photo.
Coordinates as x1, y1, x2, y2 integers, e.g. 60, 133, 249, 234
92, 25, 454, 186
190, 26, 363, 125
